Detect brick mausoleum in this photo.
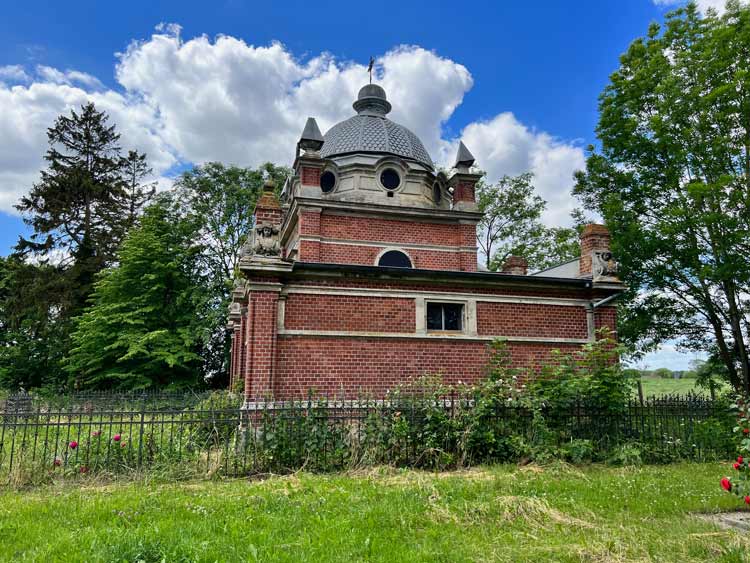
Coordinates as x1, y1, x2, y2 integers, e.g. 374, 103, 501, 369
228, 84, 623, 400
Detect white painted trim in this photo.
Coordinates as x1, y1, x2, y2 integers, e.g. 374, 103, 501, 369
277, 329, 587, 344
247, 282, 284, 292
297, 236, 476, 253
280, 284, 589, 307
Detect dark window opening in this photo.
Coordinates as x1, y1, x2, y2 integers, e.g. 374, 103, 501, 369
380, 168, 401, 190
433, 182, 442, 204
378, 250, 412, 268
320, 171, 336, 193
426, 302, 463, 331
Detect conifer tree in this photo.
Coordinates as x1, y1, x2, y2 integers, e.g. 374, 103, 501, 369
15, 102, 140, 311
65, 200, 207, 389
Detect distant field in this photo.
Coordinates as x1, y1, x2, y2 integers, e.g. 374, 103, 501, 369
0, 464, 748, 562
637, 376, 704, 397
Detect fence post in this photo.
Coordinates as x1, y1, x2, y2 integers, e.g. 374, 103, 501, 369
137, 408, 145, 468
637, 380, 644, 406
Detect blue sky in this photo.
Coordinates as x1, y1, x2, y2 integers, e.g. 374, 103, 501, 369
0, 0, 715, 368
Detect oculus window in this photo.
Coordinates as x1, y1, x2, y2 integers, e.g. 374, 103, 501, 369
426, 302, 464, 331
378, 250, 412, 268
380, 168, 401, 190
320, 171, 336, 193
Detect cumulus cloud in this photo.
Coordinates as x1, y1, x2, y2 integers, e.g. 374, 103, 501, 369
0, 25, 584, 227
0, 65, 30, 83
450, 114, 585, 225
653, 0, 740, 14
0, 72, 175, 212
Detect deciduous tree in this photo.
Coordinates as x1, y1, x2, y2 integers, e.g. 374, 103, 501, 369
574, 2, 750, 393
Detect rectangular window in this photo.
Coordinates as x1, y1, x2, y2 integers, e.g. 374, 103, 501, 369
426, 302, 464, 331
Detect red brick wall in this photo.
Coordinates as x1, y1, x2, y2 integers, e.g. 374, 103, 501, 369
273, 337, 579, 398
245, 291, 278, 397
320, 214, 470, 247
594, 306, 617, 335
453, 181, 476, 203
316, 242, 467, 270
284, 294, 415, 332
477, 302, 588, 339
301, 166, 321, 187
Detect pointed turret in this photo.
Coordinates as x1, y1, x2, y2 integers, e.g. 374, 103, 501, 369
454, 141, 475, 170
299, 117, 324, 152
449, 141, 481, 213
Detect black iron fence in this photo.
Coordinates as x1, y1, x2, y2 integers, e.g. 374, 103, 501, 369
0, 391, 736, 487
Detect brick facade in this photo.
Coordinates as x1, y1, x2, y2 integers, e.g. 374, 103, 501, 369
229, 84, 624, 401
229, 270, 619, 399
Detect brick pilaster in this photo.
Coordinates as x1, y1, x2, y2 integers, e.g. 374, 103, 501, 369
245, 289, 280, 399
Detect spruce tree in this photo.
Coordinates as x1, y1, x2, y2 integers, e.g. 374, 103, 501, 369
121, 149, 157, 229
15, 102, 134, 311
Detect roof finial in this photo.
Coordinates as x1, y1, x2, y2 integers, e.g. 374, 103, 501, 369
367, 56, 374, 84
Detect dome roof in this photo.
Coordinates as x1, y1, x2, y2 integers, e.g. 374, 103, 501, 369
319, 85, 433, 169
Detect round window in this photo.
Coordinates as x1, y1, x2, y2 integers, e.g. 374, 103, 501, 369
433, 182, 442, 204
320, 171, 336, 193
380, 168, 401, 190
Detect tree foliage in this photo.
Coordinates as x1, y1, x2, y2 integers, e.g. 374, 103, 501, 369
1, 103, 156, 391
65, 201, 208, 390
573, 1, 750, 393
169, 162, 290, 384
476, 173, 583, 272
0, 257, 69, 390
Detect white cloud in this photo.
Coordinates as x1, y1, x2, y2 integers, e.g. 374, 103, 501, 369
0, 65, 30, 83
452, 113, 585, 225
654, 0, 740, 15
0, 74, 175, 212
630, 342, 706, 371
0, 26, 584, 228
36, 66, 105, 90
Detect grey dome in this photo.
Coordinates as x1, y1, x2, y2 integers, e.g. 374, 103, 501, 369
319, 85, 433, 169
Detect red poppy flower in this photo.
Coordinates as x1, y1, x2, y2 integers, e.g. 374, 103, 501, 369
739, 456, 745, 464
69, 441, 78, 449
744, 428, 750, 435
721, 477, 732, 491
734, 462, 741, 470
113, 434, 121, 442
53, 458, 62, 467
746, 496, 750, 505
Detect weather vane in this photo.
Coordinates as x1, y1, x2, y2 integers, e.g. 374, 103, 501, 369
367, 56, 374, 84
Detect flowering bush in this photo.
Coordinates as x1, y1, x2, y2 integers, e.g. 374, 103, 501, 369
719, 395, 750, 504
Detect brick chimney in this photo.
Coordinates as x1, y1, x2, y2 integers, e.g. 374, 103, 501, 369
579, 223, 611, 277
501, 255, 528, 276
254, 178, 282, 227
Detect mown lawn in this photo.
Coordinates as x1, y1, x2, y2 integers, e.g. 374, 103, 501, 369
0, 463, 748, 562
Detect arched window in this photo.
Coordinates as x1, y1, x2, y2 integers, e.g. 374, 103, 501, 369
377, 250, 412, 268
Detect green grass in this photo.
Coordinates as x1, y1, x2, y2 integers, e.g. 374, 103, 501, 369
0, 463, 748, 562
638, 376, 704, 397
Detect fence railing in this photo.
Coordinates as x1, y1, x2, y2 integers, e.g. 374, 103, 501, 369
0, 391, 736, 487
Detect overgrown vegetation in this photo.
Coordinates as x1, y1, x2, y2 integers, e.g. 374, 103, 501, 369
0, 99, 289, 392
1, 334, 737, 488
